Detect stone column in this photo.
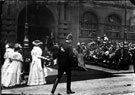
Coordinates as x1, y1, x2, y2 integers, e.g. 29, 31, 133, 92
58, 2, 69, 43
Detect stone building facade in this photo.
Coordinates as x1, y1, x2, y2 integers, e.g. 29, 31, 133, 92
1, 0, 135, 48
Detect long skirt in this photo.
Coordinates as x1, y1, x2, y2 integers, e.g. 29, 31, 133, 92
27, 61, 46, 86
1, 59, 11, 80
2, 60, 22, 87
77, 53, 88, 71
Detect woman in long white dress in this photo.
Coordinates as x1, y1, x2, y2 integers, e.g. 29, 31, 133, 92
2, 43, 23, 87
27, 40, 46, 86
1, 43, 14, 83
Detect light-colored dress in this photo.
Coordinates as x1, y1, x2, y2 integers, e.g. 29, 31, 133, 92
2, 51, 23, 87
77, 53, 88, 71
27, 46, 46, 86
1, 48, 14, 81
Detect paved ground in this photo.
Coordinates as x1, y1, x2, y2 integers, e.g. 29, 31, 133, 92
1, 64, 135, 95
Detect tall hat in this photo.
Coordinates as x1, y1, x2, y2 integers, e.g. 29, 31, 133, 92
66, 33, 73, 40
32, 40, 43, 46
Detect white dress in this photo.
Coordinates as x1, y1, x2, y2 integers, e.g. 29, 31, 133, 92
2, 51, 23, 87
1, 48, 14, 82
27, 46, 46, 86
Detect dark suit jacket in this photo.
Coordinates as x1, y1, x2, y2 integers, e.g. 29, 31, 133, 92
57, 42, 73, 69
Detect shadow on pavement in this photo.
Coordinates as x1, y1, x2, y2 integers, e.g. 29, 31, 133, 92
2, 65, 121, 90
46, 66, 121, 84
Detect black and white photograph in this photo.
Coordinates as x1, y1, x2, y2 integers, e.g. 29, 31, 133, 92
1, 0, 135, 95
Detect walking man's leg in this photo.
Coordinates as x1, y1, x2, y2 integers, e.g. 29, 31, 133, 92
51, 68, 64, 94
66, 69, 75, 94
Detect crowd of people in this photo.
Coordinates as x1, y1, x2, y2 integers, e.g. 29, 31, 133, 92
1, 34, 77, 94
1, 34, 135, 94
75, 34, 135, 70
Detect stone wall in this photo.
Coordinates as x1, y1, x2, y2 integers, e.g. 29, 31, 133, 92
1, 1, 135, 46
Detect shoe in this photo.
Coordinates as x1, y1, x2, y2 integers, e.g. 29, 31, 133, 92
67, 90, 75, 94
51, 91, 54, 94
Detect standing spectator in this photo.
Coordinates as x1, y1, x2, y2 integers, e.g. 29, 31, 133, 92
51, 33, 75, 94
27, 40, 46, 86
96, 37, 101, 45
102, 34, 109, 41
2, 43, 23, 87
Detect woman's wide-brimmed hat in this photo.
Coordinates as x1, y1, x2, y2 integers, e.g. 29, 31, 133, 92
32, 40, 43, 46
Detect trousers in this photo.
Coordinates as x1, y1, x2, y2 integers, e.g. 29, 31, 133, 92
51, 67, 71, 93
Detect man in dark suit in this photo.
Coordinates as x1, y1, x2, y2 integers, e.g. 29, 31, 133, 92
51, 33, 75, 94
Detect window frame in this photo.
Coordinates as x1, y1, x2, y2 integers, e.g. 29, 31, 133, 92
79, 11, 98, 38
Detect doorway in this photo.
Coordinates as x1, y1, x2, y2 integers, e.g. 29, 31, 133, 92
17, 3, 56, 50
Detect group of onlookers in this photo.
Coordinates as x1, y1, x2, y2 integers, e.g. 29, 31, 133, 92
75, 35, 135, 70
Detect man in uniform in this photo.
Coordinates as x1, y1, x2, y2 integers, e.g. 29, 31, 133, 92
51, 33, 75, 94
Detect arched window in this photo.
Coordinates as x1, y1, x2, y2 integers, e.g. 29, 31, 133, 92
128, 17, 134, 33
127, 17, 135, 40
80, 12, 98, 38
105, 14, 121, 39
